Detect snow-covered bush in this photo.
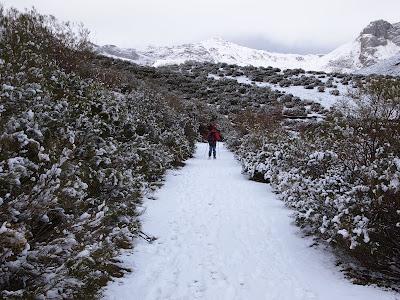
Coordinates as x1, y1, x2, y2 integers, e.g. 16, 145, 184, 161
330, 89, 340, 96
0, 7, 198, 298
228, 79, 400, 287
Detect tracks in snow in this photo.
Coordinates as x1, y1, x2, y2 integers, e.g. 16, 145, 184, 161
104, 143, 397, 300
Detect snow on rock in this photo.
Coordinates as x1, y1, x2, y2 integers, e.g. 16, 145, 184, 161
103, 143, 396, 300
0, 222, 8, 234
76, 249, 90, 259
357, 53, 400, 76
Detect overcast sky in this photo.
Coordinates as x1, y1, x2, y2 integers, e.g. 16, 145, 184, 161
3, 0, 400, 54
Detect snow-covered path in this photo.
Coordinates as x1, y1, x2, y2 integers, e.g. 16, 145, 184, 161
104, 143, 397, 300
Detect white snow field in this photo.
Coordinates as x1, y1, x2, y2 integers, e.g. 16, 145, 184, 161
208, 74, 352, 109
104, 143, 397, 300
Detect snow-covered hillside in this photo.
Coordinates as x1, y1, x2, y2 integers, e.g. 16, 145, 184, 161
357, 53, 400, 76
320, 20, 400, 73
98, 38, 322, 70
97, 20, 400, 73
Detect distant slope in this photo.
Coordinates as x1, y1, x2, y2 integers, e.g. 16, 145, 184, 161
97, 20, 400, 73
97, 38, 322, 70
154, 38, 322, 69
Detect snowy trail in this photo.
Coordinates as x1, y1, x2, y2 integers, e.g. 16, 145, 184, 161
104, 143, 397, 300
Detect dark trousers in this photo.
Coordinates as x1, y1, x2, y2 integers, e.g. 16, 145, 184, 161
209, 143, 216, 158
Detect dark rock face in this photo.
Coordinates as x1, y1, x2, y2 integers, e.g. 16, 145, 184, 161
361, 20, 393, 38
358, 20, 400, 67
391, 22, 400, 45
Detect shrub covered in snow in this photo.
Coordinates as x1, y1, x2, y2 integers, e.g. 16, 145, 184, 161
330, 89, 340, 96
0, 7, 199, 298
228, 78, 400, 287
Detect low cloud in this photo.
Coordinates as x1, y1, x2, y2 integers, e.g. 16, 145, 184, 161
3, 0, 400, 53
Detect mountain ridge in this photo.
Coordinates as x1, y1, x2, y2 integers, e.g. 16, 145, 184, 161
97, 20, 400, 74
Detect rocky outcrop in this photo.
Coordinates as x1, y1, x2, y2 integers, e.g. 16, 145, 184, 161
357, 53, 400, 76
358, 20, 400, 66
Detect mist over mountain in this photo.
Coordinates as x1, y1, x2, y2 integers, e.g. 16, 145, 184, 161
230, 36, 338, 54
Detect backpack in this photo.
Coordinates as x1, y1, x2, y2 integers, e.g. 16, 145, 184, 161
208, 129, 221, 143
214, 130, 221, 141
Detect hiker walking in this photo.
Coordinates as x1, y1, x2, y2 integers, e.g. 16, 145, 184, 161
207, 124, 221, 159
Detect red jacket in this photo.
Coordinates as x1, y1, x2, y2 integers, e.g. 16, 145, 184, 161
207, 128, 221, 145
